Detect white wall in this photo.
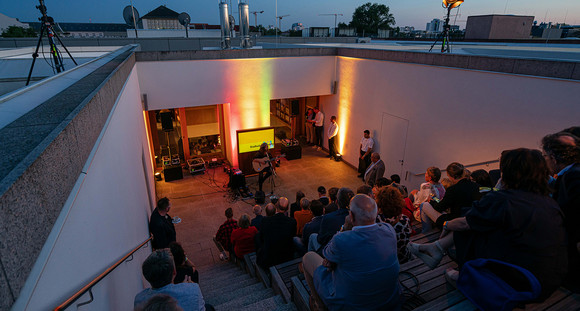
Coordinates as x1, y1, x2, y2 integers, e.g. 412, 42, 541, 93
136, 57, 335, 110
321, 56, 580, 190
14, 66, 155, 310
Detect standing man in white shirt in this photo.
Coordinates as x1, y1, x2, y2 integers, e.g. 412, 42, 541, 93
313, 107, 324, 151
358, 130, 374, 178
327, 116, 339, 160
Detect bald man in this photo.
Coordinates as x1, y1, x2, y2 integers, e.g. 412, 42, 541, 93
364, 153, 386, 187
303, 194, 401, 310
257, 197, 297, 268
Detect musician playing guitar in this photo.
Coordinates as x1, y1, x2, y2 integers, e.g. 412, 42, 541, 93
253, 142, 274, 192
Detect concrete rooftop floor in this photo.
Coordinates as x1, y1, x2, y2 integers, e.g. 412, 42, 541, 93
154, 146, 364, 268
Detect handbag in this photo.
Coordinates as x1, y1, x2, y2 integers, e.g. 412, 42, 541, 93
457, 258, 541, 311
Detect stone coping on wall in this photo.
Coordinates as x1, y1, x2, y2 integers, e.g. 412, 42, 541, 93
136, 47, 580, 81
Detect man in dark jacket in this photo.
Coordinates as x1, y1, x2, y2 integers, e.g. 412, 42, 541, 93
149, 197, 176, 250
257, 197, 297, 268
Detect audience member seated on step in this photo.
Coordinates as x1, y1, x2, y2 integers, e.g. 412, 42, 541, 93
250, 205, 263, 232
371, 177, 391, 198
134, 250, 208, 311
408, 148, 568, 300
149, 197, 177, 250
276, 196, 290, 217
230, 214, 258, 260
390, 183, 415, 224
303, 194, 401, 311
541, 131, 580, 293
169, 242, 199, 284
311, 188, 355, 253
214, 208, 238, 260
324, 187, 339, 214
318, 186, 330, 206
376, 186, 412, 263
410, 167, 445, 222
290, 191, 306, 218
296, 200, 325, 255
264, 203, 276, 217
257, 197, 297, 268
419, 162, 480, 233
470, 169, 494, 195
294, 198, 313, 236
390, 174, 408, 196
356, 184, 373, 198
136, 294, 183, 311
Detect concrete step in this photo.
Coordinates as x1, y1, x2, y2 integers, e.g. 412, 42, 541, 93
199, 266, 245, 284
205, 279, 263, 302
213, 287, 276, 310
202, 275, 258, 295
205, 282, 266, 305
239, 295, 286, 311
198, 263, 241, 276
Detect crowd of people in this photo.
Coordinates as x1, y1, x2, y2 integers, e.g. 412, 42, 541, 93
136, 127, 579, 310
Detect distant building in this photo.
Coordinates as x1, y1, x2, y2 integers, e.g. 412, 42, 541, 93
378, 29, 391, 38
310, 27, 330, 37
291, 23, 304, 31
0, 12, 29, 34
465, 14, 534, 40
399, 26, 415, 33
27, 22, 129, 38
337, 27, 356, 37
142, 5, 181, 30
426, 19, 443, 33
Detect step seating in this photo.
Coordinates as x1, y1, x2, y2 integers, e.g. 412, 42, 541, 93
270, 258, 303, 303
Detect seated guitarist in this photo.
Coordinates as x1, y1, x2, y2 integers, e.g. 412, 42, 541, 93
253, 143, 273, 192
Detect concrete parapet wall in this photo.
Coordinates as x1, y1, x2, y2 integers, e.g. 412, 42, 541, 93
0, 48, 136, 310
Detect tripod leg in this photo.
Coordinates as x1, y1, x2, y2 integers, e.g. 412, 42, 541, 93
429, 33, 442, 52
53, 31, 77, 66
26, 23, 46, 86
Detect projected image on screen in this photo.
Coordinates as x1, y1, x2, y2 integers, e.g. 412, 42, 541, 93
237, 128, 275, 154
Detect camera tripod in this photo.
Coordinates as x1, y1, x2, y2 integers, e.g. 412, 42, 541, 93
26, 0, 77, 86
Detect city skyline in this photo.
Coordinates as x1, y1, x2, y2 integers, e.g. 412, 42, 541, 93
2, 0, 580, 31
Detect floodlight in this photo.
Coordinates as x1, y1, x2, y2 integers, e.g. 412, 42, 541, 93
443, 0, 464, 9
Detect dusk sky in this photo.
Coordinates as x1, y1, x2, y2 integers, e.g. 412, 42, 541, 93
3, 0, 580, 30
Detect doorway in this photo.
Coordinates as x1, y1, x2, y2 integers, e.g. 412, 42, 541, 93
378, 112, 409, 178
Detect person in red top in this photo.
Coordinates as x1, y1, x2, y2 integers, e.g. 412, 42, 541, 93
294, 198, 314, 236
230, 214, 258, 259
215, 208, 238, 259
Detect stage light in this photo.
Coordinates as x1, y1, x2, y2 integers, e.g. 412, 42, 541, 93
443, 0, 464, 9
155, 172, 162, 181
334, 153, 342, 162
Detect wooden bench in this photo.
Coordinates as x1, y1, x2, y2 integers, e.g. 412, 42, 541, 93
270, 258, 303, 303
245, 251, 271, 287
291, 275, 311, 311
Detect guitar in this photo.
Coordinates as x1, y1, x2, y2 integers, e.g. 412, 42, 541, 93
252, 154, 286, 172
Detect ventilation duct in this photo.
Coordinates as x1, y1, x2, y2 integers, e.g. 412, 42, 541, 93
219, 1, 231, 49
238, 1, 251, 48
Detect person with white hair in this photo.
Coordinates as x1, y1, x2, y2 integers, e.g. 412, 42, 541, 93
302, 194, 401, 310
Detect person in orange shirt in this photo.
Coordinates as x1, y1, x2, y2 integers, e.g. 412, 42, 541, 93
294, 198, 314, 236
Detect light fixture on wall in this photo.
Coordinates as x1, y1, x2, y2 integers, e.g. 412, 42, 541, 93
429, 0, 464, 53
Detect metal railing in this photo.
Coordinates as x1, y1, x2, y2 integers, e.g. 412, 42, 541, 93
412, 159, 499, 177
54, 235, 153, 311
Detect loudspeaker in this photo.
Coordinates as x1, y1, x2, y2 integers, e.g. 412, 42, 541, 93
291, 100, 299, 116
229, 172, 246, 189
160, 112, 174, 131
255, 191, 265, 204
164, 166, 183, 182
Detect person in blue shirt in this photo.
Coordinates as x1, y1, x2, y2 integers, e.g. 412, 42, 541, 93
134, 250, 207, 311
302, 194, 401, 311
